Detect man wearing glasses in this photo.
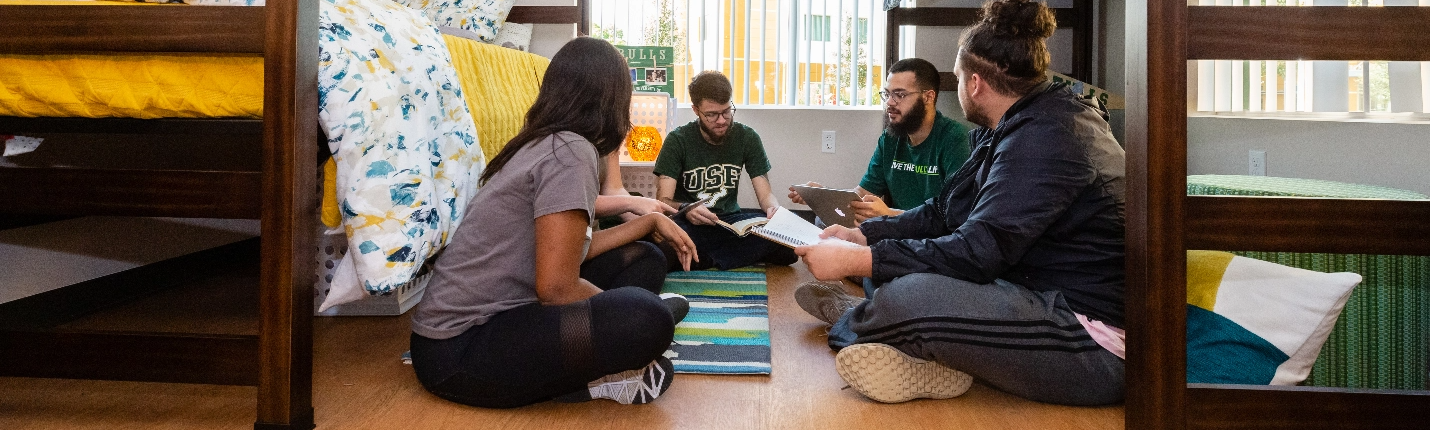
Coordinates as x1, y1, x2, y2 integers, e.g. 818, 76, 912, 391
652, 71, 796, 271
787, 58, 971, 223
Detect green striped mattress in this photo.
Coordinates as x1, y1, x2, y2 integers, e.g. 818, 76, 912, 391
1187, 175, 1429, 390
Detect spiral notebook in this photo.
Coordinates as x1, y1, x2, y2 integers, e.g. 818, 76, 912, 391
749, 207, 825, 248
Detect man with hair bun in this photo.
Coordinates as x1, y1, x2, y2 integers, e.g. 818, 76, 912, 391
793, 0, 1125, 406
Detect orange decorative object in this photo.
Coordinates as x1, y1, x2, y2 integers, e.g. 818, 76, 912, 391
624, 125, 663, 162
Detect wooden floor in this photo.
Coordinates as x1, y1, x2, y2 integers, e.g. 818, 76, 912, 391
0, 263, 1124, 429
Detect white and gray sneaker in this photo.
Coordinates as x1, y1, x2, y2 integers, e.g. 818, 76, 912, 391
794, 281, 865, 325
834, 343, 973, 403
556, 356, 675, 405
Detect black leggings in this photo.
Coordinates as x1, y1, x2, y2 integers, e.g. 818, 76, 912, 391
410, 242, 673, 408
579, 241, 667, 294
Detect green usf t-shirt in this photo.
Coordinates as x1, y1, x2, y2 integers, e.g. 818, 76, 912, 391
652, 121, 771, 216
858, 111, 971, 210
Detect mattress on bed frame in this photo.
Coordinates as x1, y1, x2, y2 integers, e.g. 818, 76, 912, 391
0, 53, 264, 119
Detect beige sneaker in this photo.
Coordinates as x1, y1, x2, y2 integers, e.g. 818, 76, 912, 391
794, 281, 865, 325
834, 343, 973, 403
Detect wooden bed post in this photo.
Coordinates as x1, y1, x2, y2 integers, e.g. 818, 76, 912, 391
1124, 0, 1188, 428
259, 0, 319, 428
578, 0, 590, 36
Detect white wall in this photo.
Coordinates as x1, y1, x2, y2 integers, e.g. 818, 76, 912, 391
662, 95, 984, 209
706, 102, 978, 209
1187, 117, 1430, 195
666, 107, 886, 209
515, 0, 580, 59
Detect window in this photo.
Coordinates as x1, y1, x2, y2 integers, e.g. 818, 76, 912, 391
805, 15, 830, 42
856, 17, 868, 45
1192, 0, 1426, 116
589, 0, 887, 107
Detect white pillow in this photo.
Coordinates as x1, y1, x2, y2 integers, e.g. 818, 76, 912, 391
1186, 250, 1362, 385
439, 22, 531, 52
489, 22, 533, 52
393, 0, 517, 43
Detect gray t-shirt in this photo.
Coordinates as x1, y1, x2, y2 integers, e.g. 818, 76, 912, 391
411, 131, 599, 340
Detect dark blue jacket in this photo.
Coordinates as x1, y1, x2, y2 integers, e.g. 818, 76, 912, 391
861, 81, 1126, 327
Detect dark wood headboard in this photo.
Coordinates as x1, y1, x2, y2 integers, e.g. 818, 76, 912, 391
883, 0, 1094, 91
508, 0, 590, 36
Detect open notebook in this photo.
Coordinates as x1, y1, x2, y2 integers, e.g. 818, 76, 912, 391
742, 207, 825, 248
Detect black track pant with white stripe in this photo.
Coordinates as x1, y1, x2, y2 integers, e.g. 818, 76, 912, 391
827, 273, 1124, 406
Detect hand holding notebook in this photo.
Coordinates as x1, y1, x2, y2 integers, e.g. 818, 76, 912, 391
710, 207, 825, 248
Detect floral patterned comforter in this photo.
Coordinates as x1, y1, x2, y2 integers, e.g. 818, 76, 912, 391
317, 0, 482, 295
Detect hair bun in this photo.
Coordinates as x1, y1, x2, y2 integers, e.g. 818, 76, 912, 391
982, 0, 1056, 40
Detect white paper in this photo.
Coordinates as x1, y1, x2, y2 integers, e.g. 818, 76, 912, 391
3, 135, 43, 157
752, 207, 825, 248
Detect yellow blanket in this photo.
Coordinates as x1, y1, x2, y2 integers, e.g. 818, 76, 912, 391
0, 36, 546, 143
442, 35, 549, 162
0, 53, 264, 119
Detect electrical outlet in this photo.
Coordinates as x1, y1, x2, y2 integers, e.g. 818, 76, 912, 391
1249, 150, 1266, 176
821, 130, 836, 153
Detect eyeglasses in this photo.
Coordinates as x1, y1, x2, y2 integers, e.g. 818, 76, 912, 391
700, 105, 736, 122
879, 89, 929, 103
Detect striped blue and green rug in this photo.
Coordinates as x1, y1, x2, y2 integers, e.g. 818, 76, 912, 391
661, 267, 771, 374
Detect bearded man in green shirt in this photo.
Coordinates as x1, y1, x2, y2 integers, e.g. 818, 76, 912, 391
788, 58, 971, 223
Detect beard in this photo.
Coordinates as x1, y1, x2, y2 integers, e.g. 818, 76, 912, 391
884, 96, 929, 137
962, 97, 994, 129
699, 120, 728, 144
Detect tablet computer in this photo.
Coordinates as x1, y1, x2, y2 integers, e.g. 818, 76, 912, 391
791, 185, 861, 228
669, 195, 713, 220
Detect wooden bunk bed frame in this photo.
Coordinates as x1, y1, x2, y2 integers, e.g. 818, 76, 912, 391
885, 0, 1095, 91
0, 2, 587, 429
1126, 3, 1430, 428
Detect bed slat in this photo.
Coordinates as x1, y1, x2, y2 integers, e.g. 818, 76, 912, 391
1188, 384, 1430, 429
1186, 195, 1430, 255
0, 329, 258, 385
0, 5, 265, 54
1189, 6, 1430, 61
0, 167, 261, 219
886, 6, 1081, 28
507, 5, 582, 24
0, 117, 264, 135
0, 239, 259, 330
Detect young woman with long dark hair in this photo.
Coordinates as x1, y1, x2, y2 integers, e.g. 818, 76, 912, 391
409, 37, 697, 408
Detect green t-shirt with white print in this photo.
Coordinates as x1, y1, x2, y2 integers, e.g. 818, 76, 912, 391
653, 120, 771, 216
858, 111, 971, 210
